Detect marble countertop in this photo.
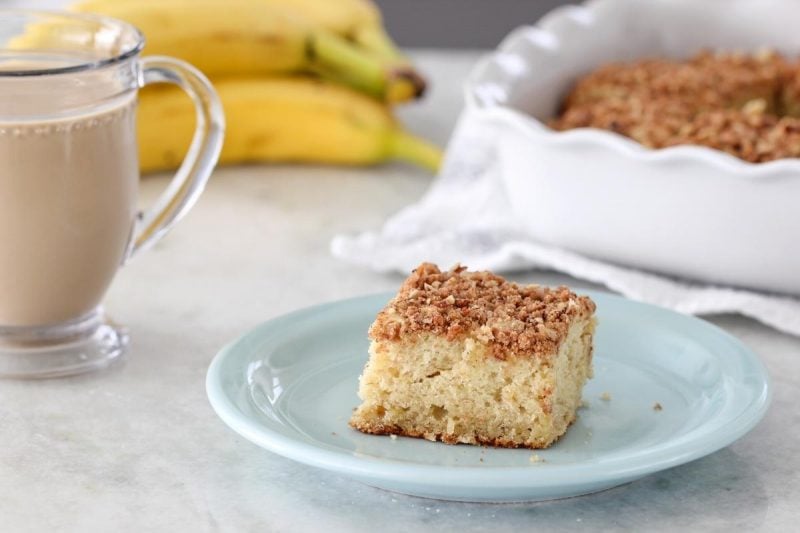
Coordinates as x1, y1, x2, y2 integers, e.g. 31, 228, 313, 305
1, 51, 798, 532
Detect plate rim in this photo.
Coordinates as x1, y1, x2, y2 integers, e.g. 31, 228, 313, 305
207, 291, 771, 489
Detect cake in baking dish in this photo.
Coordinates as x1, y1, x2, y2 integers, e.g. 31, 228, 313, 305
550, 50, 800, 162
349, 263, 596, 449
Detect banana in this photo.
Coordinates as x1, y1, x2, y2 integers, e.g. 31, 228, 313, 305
20, 0, 423, 102
137, 77, 442, 173
72, 0, 405, 63
268, 0, 405, 61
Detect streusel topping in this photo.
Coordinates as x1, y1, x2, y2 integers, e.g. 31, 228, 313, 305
369, 263, 595, 360
564, 51, 785, 113
551, 50, 800, 162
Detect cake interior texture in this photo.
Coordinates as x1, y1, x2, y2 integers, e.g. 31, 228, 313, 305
349, 263, 596, 449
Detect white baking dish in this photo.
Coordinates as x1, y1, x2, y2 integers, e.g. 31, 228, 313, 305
466, 0, 800, 295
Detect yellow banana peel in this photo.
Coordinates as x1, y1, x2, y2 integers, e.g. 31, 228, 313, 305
74, 0, 383, 43
138, 77, 442, 173
67, 0, 421, 102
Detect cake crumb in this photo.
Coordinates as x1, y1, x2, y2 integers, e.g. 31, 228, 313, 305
389, 434, 398, 440
479, 457, 484, 463
600, 392, 612, 401
653, 402, 663, 411
331, 432, 337, 436
529, 453, 544, 464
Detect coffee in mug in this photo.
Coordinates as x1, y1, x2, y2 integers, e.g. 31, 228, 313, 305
0, 11, 224, 378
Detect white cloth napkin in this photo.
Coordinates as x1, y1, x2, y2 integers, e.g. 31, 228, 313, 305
331, 108, 800, 337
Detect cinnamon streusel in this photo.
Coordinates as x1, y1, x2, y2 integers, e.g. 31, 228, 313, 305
551, 50, 800, 162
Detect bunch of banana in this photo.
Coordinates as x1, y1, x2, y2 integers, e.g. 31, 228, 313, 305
65, 0, 441, 173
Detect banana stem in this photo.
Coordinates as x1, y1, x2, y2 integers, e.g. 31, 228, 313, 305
386, 68, 427, 103
386, 130, 443, 173
309, 32, 385, 95
309, 32, 425, 103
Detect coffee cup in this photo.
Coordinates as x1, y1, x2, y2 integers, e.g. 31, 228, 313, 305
0, 10, 224, 378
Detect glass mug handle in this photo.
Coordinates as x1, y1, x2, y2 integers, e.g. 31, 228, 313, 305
127, 55, 225, 260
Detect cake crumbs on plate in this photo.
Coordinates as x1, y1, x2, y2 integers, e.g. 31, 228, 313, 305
389, 434, 398, 440
529, 453, 544, 464
600, 392, 612, 401
653, 402, 663, 411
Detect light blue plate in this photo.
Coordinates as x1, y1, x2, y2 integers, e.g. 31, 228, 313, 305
206, 291, 770, 502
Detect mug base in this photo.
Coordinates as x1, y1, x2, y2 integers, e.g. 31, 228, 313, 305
0, 309, 128, 379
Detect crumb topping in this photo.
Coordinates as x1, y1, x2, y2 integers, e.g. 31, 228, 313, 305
369, 263, 595, 360
563, 50, 785, 112
551, 50, 800, 162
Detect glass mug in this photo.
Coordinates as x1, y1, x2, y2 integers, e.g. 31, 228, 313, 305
0, 10, 224, 378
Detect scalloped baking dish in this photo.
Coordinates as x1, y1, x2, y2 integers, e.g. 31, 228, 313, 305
466, 0, 800, 295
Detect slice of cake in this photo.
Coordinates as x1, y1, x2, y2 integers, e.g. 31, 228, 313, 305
349, 263, 596, 449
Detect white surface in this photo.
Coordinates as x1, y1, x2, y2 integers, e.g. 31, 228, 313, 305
0, 51, 798, 532
467, 0, 800, 295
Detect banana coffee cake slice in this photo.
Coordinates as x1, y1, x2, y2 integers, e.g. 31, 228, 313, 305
350, 263, 596, 449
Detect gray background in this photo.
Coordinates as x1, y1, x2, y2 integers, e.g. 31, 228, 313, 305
14, 0, 573, 50
374, 0, 571, 48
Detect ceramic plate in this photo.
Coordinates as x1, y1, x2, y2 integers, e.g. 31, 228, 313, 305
206, 291, 770, 502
